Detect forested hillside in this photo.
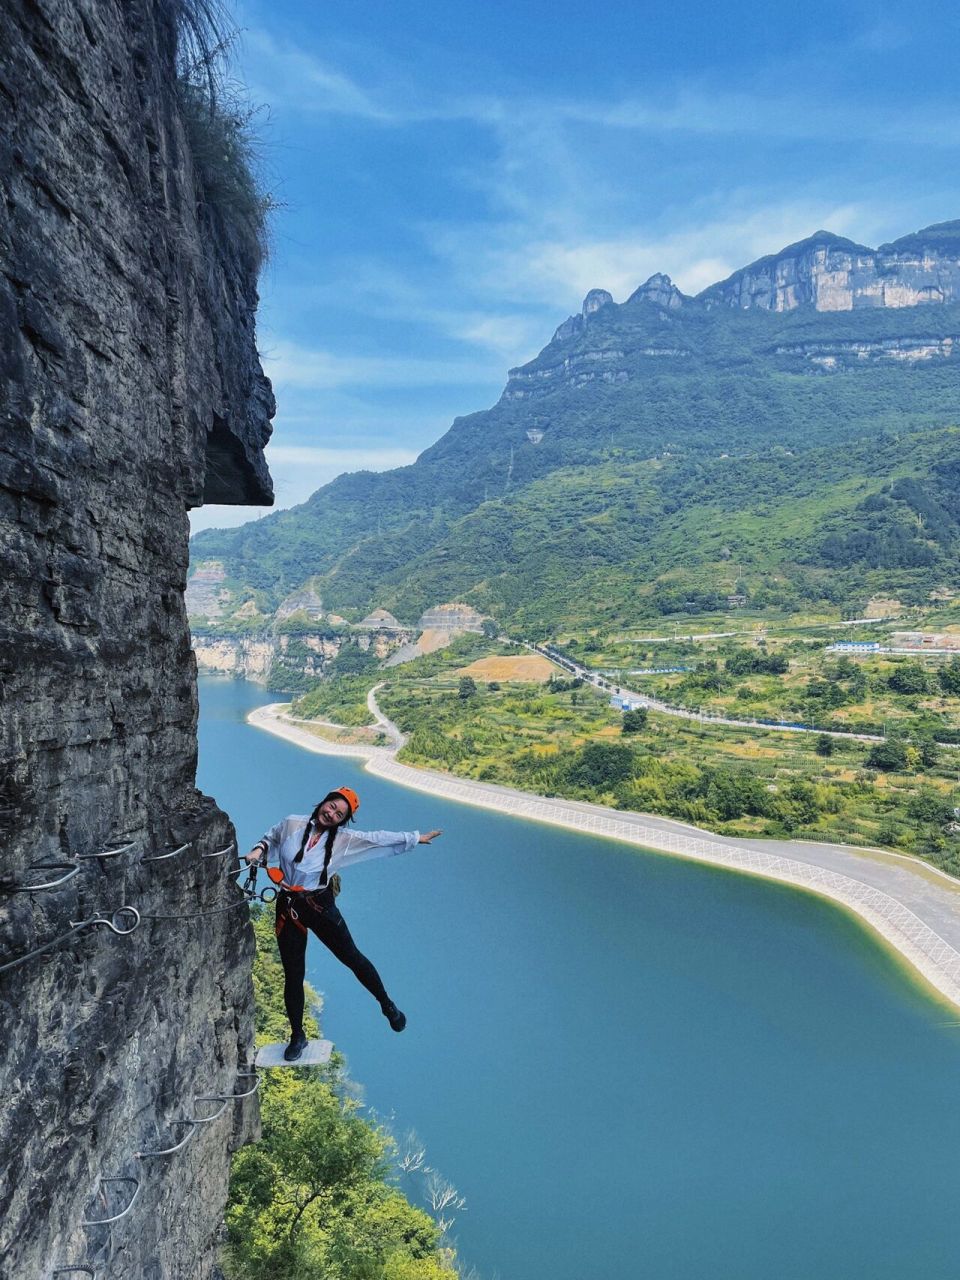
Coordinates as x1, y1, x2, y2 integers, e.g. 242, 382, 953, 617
191, 224, 960, 631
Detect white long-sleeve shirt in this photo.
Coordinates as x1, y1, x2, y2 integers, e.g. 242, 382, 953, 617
257, 814, 420, 891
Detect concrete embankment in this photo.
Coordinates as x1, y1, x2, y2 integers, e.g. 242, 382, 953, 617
248, 703, 960, 1013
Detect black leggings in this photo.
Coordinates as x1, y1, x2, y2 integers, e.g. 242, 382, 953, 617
275, 890, 392, 1034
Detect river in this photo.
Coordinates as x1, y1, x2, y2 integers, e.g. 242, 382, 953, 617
198, 675, 960, 1279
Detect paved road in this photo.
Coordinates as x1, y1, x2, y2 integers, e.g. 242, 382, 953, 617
530, 642, 907, 744
367, 682, 405, 747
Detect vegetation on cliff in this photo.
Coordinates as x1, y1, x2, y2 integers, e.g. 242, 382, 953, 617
172, 0, 272, 270
223, 911, 457, 1280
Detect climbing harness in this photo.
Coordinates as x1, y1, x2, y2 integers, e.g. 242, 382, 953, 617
0, 907, 140, 976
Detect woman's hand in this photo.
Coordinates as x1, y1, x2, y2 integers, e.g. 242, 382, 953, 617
245, 848, 264, 865
418, 829, 442, 844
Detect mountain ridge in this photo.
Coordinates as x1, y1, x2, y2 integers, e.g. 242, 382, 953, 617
191, 220, 960, 632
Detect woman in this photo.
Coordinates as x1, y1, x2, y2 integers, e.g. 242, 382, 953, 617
246, 785, 441, 1060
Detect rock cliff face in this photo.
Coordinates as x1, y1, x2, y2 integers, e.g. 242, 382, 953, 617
502, 223, 960, 400
192, 626, 415, 684
701, 224, 960, 313
0, 2, 272, 1276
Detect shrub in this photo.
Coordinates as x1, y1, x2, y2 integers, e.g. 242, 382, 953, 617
905, 789, 954, 826
621, 708, 648, 734
887, 662, 928, 695
567, 742, 635, 789
725, 649, 788, 676
865, 739, 909, 772
171, 1, 272, 270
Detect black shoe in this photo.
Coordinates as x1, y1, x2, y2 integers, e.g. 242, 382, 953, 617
382, 1001, 407, 1032
284, 1031, 308, 1061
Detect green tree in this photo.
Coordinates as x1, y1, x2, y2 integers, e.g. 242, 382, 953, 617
887, 662, 928, 695
939, 658, 960, 696
621, 708, 648, 734
906, 789, 954, 826
458, 676, 478, 700
917, 735, 940, 768
865, 739, 909, 771
568, 742, 634, 789
331, 645, 381, 676
814, 733, 834, 757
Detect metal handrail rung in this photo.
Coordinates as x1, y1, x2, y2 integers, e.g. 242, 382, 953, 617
7, 862, 80, 892
202, 841, 236, 859
76, 840, 137, 861
190, 1097, 229, 1124
135, 1119, 197, 1158
141, 841, 192, 864
201, 1070, 261, 1101
0, 906, 140, 977
82, 1176, 141, 1226
52, 1267, 97, 1277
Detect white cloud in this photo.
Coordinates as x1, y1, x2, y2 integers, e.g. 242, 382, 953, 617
428, 199, 872, 311
261, 340, 501, 391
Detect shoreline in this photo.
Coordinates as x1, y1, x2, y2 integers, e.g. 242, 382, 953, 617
248, 702, 960, 1014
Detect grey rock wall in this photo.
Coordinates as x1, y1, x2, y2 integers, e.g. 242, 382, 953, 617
0, 0, 272, 1275
700, 227, 960, 313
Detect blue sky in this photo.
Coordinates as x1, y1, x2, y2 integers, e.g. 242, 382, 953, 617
193, 0, 960, 531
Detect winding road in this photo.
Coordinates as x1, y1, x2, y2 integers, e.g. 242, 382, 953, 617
529, 642, 936, 745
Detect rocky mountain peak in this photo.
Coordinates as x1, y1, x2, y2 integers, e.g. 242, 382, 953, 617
582, 287, 614, 316
627, 273, 686, 310
698, 221, 960, 313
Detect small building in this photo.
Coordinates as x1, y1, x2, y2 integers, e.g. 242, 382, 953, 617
828, 641, 881, 653
611, 695, 644, 712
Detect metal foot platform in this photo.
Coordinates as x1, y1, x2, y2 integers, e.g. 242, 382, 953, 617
255, 1040, 334, 1067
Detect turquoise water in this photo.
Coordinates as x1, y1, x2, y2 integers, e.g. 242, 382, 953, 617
198, 676, 960, 1279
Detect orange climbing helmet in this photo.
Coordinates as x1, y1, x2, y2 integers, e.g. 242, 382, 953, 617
332, 785, 360, 817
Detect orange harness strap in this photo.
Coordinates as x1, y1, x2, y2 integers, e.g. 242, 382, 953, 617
271, 868, 310, 937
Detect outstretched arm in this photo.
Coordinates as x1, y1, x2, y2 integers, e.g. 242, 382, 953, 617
339, 826, 441, 868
